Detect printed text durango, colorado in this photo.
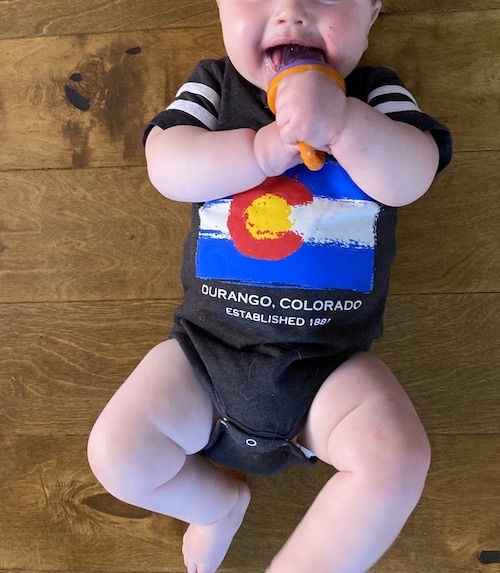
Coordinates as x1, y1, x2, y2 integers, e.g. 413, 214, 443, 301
201, 284, 363, 327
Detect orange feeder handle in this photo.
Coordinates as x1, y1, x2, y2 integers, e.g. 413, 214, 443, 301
267, 63, 346, 171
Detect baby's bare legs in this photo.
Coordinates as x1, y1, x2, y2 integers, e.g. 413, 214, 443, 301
87, 339, 250, 573
267, 352, 431, 573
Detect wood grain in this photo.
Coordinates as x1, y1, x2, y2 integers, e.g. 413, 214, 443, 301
0, 167, 189, 303
1, 1, 497, 40
0, 11, 498, 171
373, 292, 500, 434
381, 1, 500, 14
0, 301, 174, 436
365, 10, 500, 152
0, 433, 498, 573
0, 0, 220, 40
391, 151, 500, 295
0, 27, 224, 171
0, 296, 498, 438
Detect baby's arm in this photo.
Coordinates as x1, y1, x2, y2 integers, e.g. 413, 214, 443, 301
274, 70, 440, 207
329, 98, 440, 207
145, 122, 300, 203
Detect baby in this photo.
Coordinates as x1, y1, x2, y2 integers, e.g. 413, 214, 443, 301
88, 0, 452, 571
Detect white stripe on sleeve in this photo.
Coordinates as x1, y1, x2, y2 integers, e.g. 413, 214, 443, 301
367, 85, 419, 106
372, 100, 421, 114
166, 100, 218, 130
175, 82, 221, 109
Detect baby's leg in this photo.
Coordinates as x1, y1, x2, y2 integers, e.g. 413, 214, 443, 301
87, 339, 250, 573
267, 352, 431, 573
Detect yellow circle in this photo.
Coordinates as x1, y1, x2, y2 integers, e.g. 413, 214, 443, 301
244, 194, 293, 240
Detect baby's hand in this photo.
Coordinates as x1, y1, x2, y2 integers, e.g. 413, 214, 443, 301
273, 70, 347, 152
254, 121, 302, 177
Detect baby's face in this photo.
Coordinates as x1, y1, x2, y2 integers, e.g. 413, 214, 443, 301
216, 0, 381, 90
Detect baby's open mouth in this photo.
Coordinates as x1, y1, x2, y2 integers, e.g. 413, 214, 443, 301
267, 44, 326, 70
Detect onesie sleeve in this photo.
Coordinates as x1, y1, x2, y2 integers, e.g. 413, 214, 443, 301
346, 66, 452, 173
142, 59, 226, 145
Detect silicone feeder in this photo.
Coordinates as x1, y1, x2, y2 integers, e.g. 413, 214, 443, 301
267, 45, 346, 171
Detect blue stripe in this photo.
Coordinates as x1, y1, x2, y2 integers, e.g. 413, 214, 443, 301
196, 237, 374, 292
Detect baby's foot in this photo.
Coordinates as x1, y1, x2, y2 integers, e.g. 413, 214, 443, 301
182, 480, 251, 573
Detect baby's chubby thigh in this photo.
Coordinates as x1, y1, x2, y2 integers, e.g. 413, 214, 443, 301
87, 338, 216, 501
297, 351, 431, 499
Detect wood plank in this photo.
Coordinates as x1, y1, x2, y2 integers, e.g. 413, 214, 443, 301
0, 433, 187, 572
0, 0, 220, 40
381, 1, 500, 14
1, 152, 498, 305
0, 295, 499, 437
0, 28, 225, 171
373, 292, 500, 434
0, 11, 498, 171
0, 433, 498, 572
0, 301, 175, 437
375, 435, 500, 573
0, 1, 496, 40
391, 151, 500, 295
365, 10, 500, 152
0, 167, 189, 303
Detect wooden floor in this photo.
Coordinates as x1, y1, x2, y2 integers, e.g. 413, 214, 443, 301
1, 2, 499, 572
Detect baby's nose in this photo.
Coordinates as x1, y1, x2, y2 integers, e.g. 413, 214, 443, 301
273, 0, 309, 26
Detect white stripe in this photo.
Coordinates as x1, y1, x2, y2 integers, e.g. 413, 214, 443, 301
293, 198, 379, 247
199, 198, 379, 248
199, 200, 231, 236
166, 100, 218, 130
367, 85, 419, 106
175, 82, 221, 109
373, 100, 421, 114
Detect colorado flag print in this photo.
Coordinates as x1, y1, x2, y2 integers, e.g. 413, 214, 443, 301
196, 160, 380, 293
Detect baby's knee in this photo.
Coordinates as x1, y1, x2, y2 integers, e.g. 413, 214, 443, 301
87, 415, 187, 506
86, 422, 121, 497
87, 422, 145, 505
390, 430, 431, 485
368, 426, 431, 510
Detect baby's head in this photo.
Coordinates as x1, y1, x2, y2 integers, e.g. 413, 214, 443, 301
216, 0, 382, 90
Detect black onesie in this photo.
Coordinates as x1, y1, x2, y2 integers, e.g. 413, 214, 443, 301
144, 58, 452, 475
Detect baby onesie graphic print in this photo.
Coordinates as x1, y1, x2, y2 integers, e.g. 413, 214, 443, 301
196, 160, 380, 293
